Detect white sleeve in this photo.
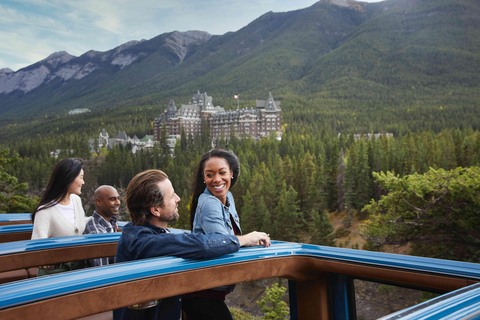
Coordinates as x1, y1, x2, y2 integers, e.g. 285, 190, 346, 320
31, 210, 51, 239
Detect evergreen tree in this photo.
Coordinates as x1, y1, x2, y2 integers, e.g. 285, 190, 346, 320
362, 167, 480, 262
256, 195, 270, 232
0, 149, 38, 213
257, 282, 290, 320
240, 190, 256, 233
174, 189, 190, 230
180, 128, 188, 152
295, 151, 318, 213
337, 151, 346, 213
308, 208, 336, 246
342, 153, 356, 219
325, 137, 340, 212
274, 182, 304, 242
355, 139, 373, 210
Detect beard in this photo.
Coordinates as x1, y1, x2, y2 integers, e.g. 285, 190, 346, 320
159, 210, 179, 223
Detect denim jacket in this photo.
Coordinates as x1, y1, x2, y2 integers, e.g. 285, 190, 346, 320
193, 188, 242, 236
192, 188, 242, 293
113, 222, 240, 320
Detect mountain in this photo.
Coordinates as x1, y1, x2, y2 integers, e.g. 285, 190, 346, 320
299, 0, 480, 96
0, 0, 376, 117
0, 68, 14, 75
0, 0, 479, 136
0, 31, 212, 115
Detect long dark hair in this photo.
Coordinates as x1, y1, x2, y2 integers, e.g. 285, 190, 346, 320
190, 149, 240, 229
31, 158, 83, 223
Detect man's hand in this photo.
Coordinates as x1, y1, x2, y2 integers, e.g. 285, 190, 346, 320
237, 231, 271, 247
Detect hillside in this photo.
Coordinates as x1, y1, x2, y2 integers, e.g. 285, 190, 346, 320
1, 0, 480, 141
300, 0, 480, 94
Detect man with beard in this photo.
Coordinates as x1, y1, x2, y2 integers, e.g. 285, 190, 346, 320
83, 185, 120, 267
113, 169, 270, 320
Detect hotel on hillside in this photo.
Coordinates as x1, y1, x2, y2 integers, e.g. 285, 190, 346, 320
153, 91, 282, 143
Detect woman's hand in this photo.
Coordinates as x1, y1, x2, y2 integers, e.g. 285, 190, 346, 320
237, 231, 271, 247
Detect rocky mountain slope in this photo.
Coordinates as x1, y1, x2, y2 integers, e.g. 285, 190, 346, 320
0, 31, 212, 115
0, 0, 479, 125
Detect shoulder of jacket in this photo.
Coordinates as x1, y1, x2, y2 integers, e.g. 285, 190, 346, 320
36, 205, 57, 216
71, 194, 81, 202
34, 211, 49, 221
198, 194, 221, 210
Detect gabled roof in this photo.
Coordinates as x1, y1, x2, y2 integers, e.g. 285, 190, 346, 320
256, 92, 280, 111
116, 131, 128, 140
190, 91, 214, 111
140, 135, 154, 143
167, 99, 177, 114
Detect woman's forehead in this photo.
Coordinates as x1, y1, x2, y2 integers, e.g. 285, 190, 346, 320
204, 157, 229, 170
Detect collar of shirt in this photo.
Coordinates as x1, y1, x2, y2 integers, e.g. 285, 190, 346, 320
93, 211, 116, 232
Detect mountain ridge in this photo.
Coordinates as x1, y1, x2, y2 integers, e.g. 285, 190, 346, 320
0, 0, 479, 136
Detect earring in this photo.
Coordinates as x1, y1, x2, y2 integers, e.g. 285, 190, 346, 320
231, 176, 234, 179
204, 181, 206, 184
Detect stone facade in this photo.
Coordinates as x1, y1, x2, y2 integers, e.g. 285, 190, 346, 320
153, 91, 281, 143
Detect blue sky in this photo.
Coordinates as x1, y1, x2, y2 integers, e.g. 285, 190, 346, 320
0, 0, 384, 71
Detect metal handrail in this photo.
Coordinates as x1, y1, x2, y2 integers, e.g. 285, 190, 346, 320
1, 241, 480, 319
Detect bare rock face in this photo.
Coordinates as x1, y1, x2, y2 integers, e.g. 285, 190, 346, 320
0, 31, 212, 95
0, 68, 14, 75
167, 31, 212, 63
328, 0, 351, 7
55, 63, 100, 81
0, 51, 76, 94
41, 51, 76, 68
110, 40, 145, 68
0, 65, 51, 94
326, 0, 366, 11
111, 54, 139, 68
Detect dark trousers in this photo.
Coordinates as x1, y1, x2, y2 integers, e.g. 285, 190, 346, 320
182, 297, 233, 320
113, 297, 181, 320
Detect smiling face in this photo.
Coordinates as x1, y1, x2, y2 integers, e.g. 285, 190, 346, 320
67, 169, 84, 196
95, 186, 121, 220
203, 157, 233, 205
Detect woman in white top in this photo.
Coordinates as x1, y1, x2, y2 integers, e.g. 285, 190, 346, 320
31, 158, 87, 274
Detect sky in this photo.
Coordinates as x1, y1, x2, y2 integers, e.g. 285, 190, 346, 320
0, 0, 384, 72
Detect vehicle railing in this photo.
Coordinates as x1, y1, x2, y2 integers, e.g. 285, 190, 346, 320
0, 227, 186, 273
1, 242, 480, 320
0, 221, 128, 243
0, 213, 31, 226
0, 224, 33, 243
0, 233, 121, 273
378, 282, 480, 320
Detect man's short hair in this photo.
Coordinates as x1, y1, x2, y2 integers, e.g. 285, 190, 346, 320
125, 170, 168, 225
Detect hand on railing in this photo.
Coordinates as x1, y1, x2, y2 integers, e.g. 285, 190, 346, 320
237, 231, 271, 247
